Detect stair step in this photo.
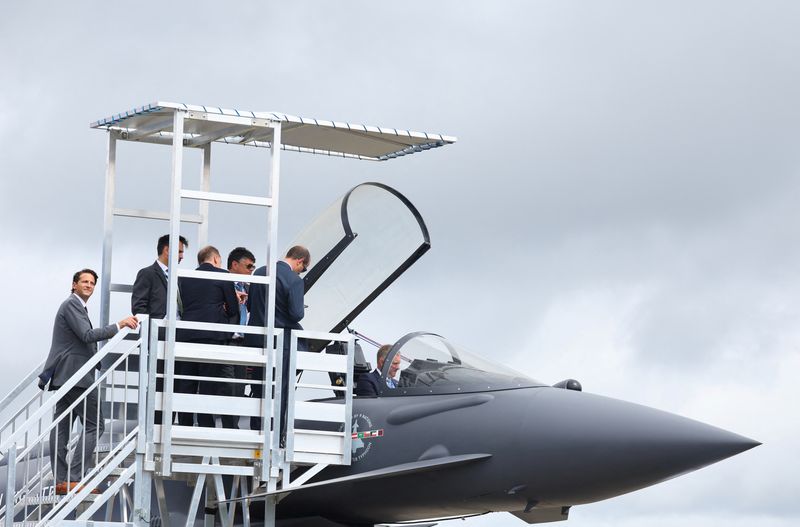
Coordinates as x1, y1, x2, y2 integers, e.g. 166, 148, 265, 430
21, 493, 101, 506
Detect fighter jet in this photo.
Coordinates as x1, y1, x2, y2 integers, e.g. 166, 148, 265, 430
222, 181, 759, 526
0, 100, 759, 527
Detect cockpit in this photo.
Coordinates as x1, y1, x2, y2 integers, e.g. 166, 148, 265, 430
289, 182, 544, 397
363, 332, 544, 396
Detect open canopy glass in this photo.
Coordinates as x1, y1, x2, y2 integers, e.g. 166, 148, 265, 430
289, 182, 430, 339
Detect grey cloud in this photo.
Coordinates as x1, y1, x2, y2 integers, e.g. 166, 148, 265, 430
2, 1, 798, 525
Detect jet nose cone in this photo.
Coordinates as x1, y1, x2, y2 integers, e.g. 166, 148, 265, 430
524, 388, 759, 503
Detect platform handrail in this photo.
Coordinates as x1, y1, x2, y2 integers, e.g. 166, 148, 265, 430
150, 317, 276, 336
0, 318, 142, 457
0, 360, 45, 418
284, 329, 355, 469
0, 318, 146, 527
40, 429, 138, 525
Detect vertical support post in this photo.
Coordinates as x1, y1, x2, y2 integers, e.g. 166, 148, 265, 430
284, 333, 298, 462
135, 315, 150, 454
266, 122, 282, 340
162, 109, 185, 477
210, 469, 230, 527
197, 144, 212, 248
342, 334, 355, 465
239, 477, 251, 527
263, 123, 281, 486
154, 476, 172, 527
265, 122, 282, 354
134, 314, 152, 527
100, 132, 117, 327
203, 478, 214, 527
263, 495, 277, 527
145, 319, 160, 464
4, 444, 16, 527
266, 331, 283, 486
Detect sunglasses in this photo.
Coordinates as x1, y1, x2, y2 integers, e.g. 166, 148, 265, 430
238, 261, 256, 271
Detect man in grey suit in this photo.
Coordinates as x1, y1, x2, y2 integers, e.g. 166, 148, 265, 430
42, 269, 138, 494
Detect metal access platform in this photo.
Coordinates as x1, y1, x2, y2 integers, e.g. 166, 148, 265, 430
0, 102, 455, 527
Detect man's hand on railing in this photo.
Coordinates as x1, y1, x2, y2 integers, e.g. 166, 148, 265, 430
117, 316, 139, 330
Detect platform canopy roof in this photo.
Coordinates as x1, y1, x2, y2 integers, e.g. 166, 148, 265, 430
90, 101, 456, 161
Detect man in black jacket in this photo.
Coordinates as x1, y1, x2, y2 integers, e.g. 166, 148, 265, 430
175, 245, 239, 427
131, 234, 187, 424
131, 234, 188, 321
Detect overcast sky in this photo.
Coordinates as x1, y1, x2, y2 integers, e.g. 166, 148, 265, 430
1, 2, 798, 526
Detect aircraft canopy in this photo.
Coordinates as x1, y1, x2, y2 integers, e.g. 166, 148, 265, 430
294, 182, 429, 339
377, 332, 544, 396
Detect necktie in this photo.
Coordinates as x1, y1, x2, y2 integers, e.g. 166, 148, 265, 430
85, 306, 93, 329
235, 282, 247, 325
166, 269, 184, 315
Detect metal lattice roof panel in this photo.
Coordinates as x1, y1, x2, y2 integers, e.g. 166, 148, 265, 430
90, 102, 456, 161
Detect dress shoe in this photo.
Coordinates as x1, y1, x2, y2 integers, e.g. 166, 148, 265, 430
55, 481, 78, 495
55, 481, 101, 495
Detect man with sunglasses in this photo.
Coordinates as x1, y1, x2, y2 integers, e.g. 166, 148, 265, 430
245, 245, 310, 434
227, 247, 256, 400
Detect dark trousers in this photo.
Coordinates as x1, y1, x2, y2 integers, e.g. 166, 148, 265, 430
228, 338, 248, 398
122, 332, 165, 424
49, 386, 104, 483
174, 339, 237, 428
249, 334, 305, 436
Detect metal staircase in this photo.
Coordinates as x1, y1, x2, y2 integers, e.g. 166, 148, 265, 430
0, 326, 145, 526
0, 315, 355, 527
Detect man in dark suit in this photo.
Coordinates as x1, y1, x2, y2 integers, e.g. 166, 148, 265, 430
176, 246, 240, 428
42, 269, 138, 494
131, 234, 188, 321
226, 247, 257, 397
355, 345, 400, 397
130, 234, 187, 424
245, 245, 310, 432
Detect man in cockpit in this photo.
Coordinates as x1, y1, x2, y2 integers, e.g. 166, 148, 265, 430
355, 344, 401, 396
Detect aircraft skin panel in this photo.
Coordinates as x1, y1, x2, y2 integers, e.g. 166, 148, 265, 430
272, 386, 757, 525
510, 507, 570, 524
0, 380, 757, 526
385, 393, 494, 425
233, 453, 492, 499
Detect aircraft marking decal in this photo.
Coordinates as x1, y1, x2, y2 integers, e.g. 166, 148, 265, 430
352, 429, 384, 439
351, 413, 382, 462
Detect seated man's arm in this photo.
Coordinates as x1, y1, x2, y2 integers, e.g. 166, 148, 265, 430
354, 375, 378, 397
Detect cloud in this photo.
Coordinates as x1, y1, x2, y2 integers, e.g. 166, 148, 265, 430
1, 1, 798, 525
